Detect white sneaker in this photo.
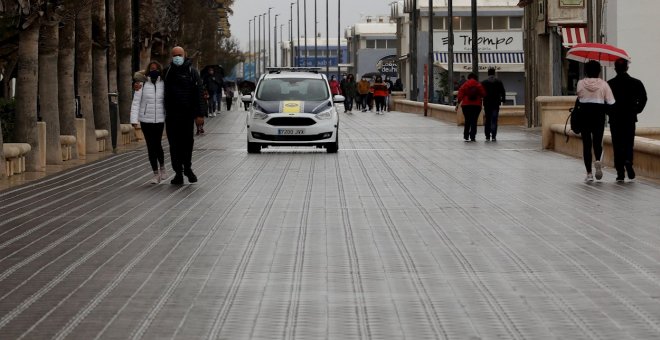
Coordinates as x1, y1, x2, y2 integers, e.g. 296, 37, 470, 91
594, 161, 603, 180
150, 172, 161, 184
159, 167, 168, 181
585, 173, 594, 182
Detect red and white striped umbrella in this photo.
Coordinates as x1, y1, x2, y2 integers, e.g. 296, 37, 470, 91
567, 43, 631, 67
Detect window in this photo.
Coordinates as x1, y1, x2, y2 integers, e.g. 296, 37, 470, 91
493, 16, 507, 30
366, 40, 375, 48
452, 16, 461, 30
387, 39, 397, 48
257, 79, 329, 101
376, 40, 387, 49
509, 16, 523, 29
460, 17, 472, 30
478, 16, 492, 30
433, 17, 445, 30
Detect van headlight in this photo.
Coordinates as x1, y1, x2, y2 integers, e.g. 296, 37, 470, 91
253, 110, 268, 120
316, 109, 333, 120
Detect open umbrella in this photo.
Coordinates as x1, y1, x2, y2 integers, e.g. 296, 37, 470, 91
567, 43, 631, 67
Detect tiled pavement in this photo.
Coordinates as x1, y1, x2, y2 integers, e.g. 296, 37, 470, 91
1, 108, 660, 339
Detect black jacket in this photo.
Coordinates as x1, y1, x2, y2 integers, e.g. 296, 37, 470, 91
163, 59, 206, 119
607, 73, 647, 123
204, 74, 223, 93
481, 76, 506, 108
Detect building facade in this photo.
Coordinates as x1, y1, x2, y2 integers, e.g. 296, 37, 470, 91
344, 17, 399, 80
279, 38, 348, 77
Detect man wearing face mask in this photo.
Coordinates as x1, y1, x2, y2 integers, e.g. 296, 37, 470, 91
162, 46, 206, 185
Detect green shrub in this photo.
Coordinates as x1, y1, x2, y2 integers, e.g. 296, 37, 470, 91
0, 98, 16, 143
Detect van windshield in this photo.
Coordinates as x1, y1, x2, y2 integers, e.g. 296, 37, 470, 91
256, 78, 329, 101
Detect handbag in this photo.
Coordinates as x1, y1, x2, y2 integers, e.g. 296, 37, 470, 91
564, 99, 583, 142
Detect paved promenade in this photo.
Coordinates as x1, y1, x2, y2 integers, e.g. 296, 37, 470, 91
1, 108, 660, 339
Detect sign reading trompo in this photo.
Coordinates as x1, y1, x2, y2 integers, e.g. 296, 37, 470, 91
434, 31, 523, 52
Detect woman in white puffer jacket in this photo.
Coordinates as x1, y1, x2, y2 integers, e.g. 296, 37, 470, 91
131, 61, 167, 184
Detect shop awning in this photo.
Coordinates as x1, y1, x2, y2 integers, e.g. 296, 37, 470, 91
433, 52, 524, 73
561, 27, 588, 48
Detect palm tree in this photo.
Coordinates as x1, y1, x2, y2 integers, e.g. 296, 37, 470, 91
91, 0, 110, 146
39, 10, 63, 164
114, 0, 133, 126
58, 3, 85, 159
14, 6, 43, 171
76, 6, 98, 154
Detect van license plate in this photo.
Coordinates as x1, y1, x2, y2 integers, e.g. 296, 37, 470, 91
278, 129, 305, 135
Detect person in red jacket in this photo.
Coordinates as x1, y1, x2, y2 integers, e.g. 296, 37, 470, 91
372, 76, 389, 114
457, 73, 487, 142
329, 75, 342, 97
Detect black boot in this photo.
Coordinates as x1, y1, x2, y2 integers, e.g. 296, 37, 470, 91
170, 173, 184, 185
184, 169, 198, 183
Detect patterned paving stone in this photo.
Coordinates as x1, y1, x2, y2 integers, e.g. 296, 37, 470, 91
1, 109, 660, 339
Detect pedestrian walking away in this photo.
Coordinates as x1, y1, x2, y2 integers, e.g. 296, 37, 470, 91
329, 75, 342, 97
372, 76, 389, 114
163, 46, 207, 185
481, 68, 506, 141
576, 60, 616, 182
385, 76, 394, 111
203, 68, 223, 117
224, 83, 235, 111
130, 61, 167, 184
457, 73, 486, 142
607, 58, 647, 182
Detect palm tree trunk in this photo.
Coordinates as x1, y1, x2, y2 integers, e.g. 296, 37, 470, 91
39, 21, 63, 165
107, 0, 118, 93
92, 0, 111, 144
0, 121, 5, 179
59, 17, 78, 159
76, 6, 97, 154
15, 23, 41, 171
115, 0, 133, 124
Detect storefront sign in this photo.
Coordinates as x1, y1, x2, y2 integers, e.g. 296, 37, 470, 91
376, 55, 399, 78
434, 31, 523, 52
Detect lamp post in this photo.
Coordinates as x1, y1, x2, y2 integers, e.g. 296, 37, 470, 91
268, 7, 273, 67
314, 0, 318, 67
257, 15, 261, 77
337, 0, 340, 77
304, 0, 308, 67
297, 0, 301, 66
428, 0, 434, 108
263, 12, 267, 73
326, 0, 329, 75
471, 0, 478, 75
290, 2, 295, 67
274, 14, 279, 67
249, 19, 252, 80
448, 0, 454, 105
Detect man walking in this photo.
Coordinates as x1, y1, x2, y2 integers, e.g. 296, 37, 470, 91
203, 68, 223, 117
481, 68, 506, 141
164, 46, 206, 185
607, 58, 647, 182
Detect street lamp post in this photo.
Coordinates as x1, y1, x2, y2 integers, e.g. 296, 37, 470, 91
297, 0, 301, 66
268, 7, 273, 67
471, 0, 478, 75
258, 15, 261, 78
290, 2, 295, 67
274, 14, 279, 67
428, 0, 434, 108
314, 0, 318, 67
249, 19, 252, 80
304, 0, 308, 67
337, 0, 340, 77
263, 12, 267, 73
448, 0, 454, 105
326, 0, 329, 75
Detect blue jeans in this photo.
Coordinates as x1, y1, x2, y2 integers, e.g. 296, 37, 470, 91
484, 105, 500, 139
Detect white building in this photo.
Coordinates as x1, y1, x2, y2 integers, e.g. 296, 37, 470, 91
605, 0, 659, 127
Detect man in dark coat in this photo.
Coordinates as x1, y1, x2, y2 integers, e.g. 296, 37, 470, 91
203, 68, 223, 116
607, 58, 647, 182
163, 46, 206, 185
481, 68, 506, 141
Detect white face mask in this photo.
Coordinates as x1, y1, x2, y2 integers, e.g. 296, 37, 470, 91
173, 56, 184, 66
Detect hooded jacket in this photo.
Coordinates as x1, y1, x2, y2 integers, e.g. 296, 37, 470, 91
163, 59, 206, 119
130, 77, 165, 124
577, 78, 615, 105
457, 79, 486, 107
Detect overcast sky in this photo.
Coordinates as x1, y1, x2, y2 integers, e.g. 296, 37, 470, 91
229, 0, 392, 51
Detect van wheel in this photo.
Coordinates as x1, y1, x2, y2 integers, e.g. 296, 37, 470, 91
326, 141, 338, 153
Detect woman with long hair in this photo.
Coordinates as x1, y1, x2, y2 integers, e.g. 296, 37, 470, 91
131, 61, 167, 184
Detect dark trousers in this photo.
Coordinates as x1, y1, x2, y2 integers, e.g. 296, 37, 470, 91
484, 105, 500, 139
581, 114, 606, 173
226, 96, 233, 111
166, 117, 195, 174
375, 96, 386, 112
610, 120, 636, 176
344, 96, 354, 111
462, 105, 481, 140
140, 122, 165, 172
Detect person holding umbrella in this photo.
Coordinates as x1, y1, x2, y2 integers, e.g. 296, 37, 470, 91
607, 58, 647, 182
576, 60, 616, 182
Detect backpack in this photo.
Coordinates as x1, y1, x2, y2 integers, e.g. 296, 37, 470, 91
466, 85, 480, 101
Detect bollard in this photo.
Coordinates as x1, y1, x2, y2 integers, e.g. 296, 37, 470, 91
108, 93, 119, 153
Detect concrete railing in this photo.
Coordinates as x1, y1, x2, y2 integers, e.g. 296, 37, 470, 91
538, 96, 660, 179
391, 98, 527, 126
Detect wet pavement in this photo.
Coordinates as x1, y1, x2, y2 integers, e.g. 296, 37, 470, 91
1, 107, 660, 339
